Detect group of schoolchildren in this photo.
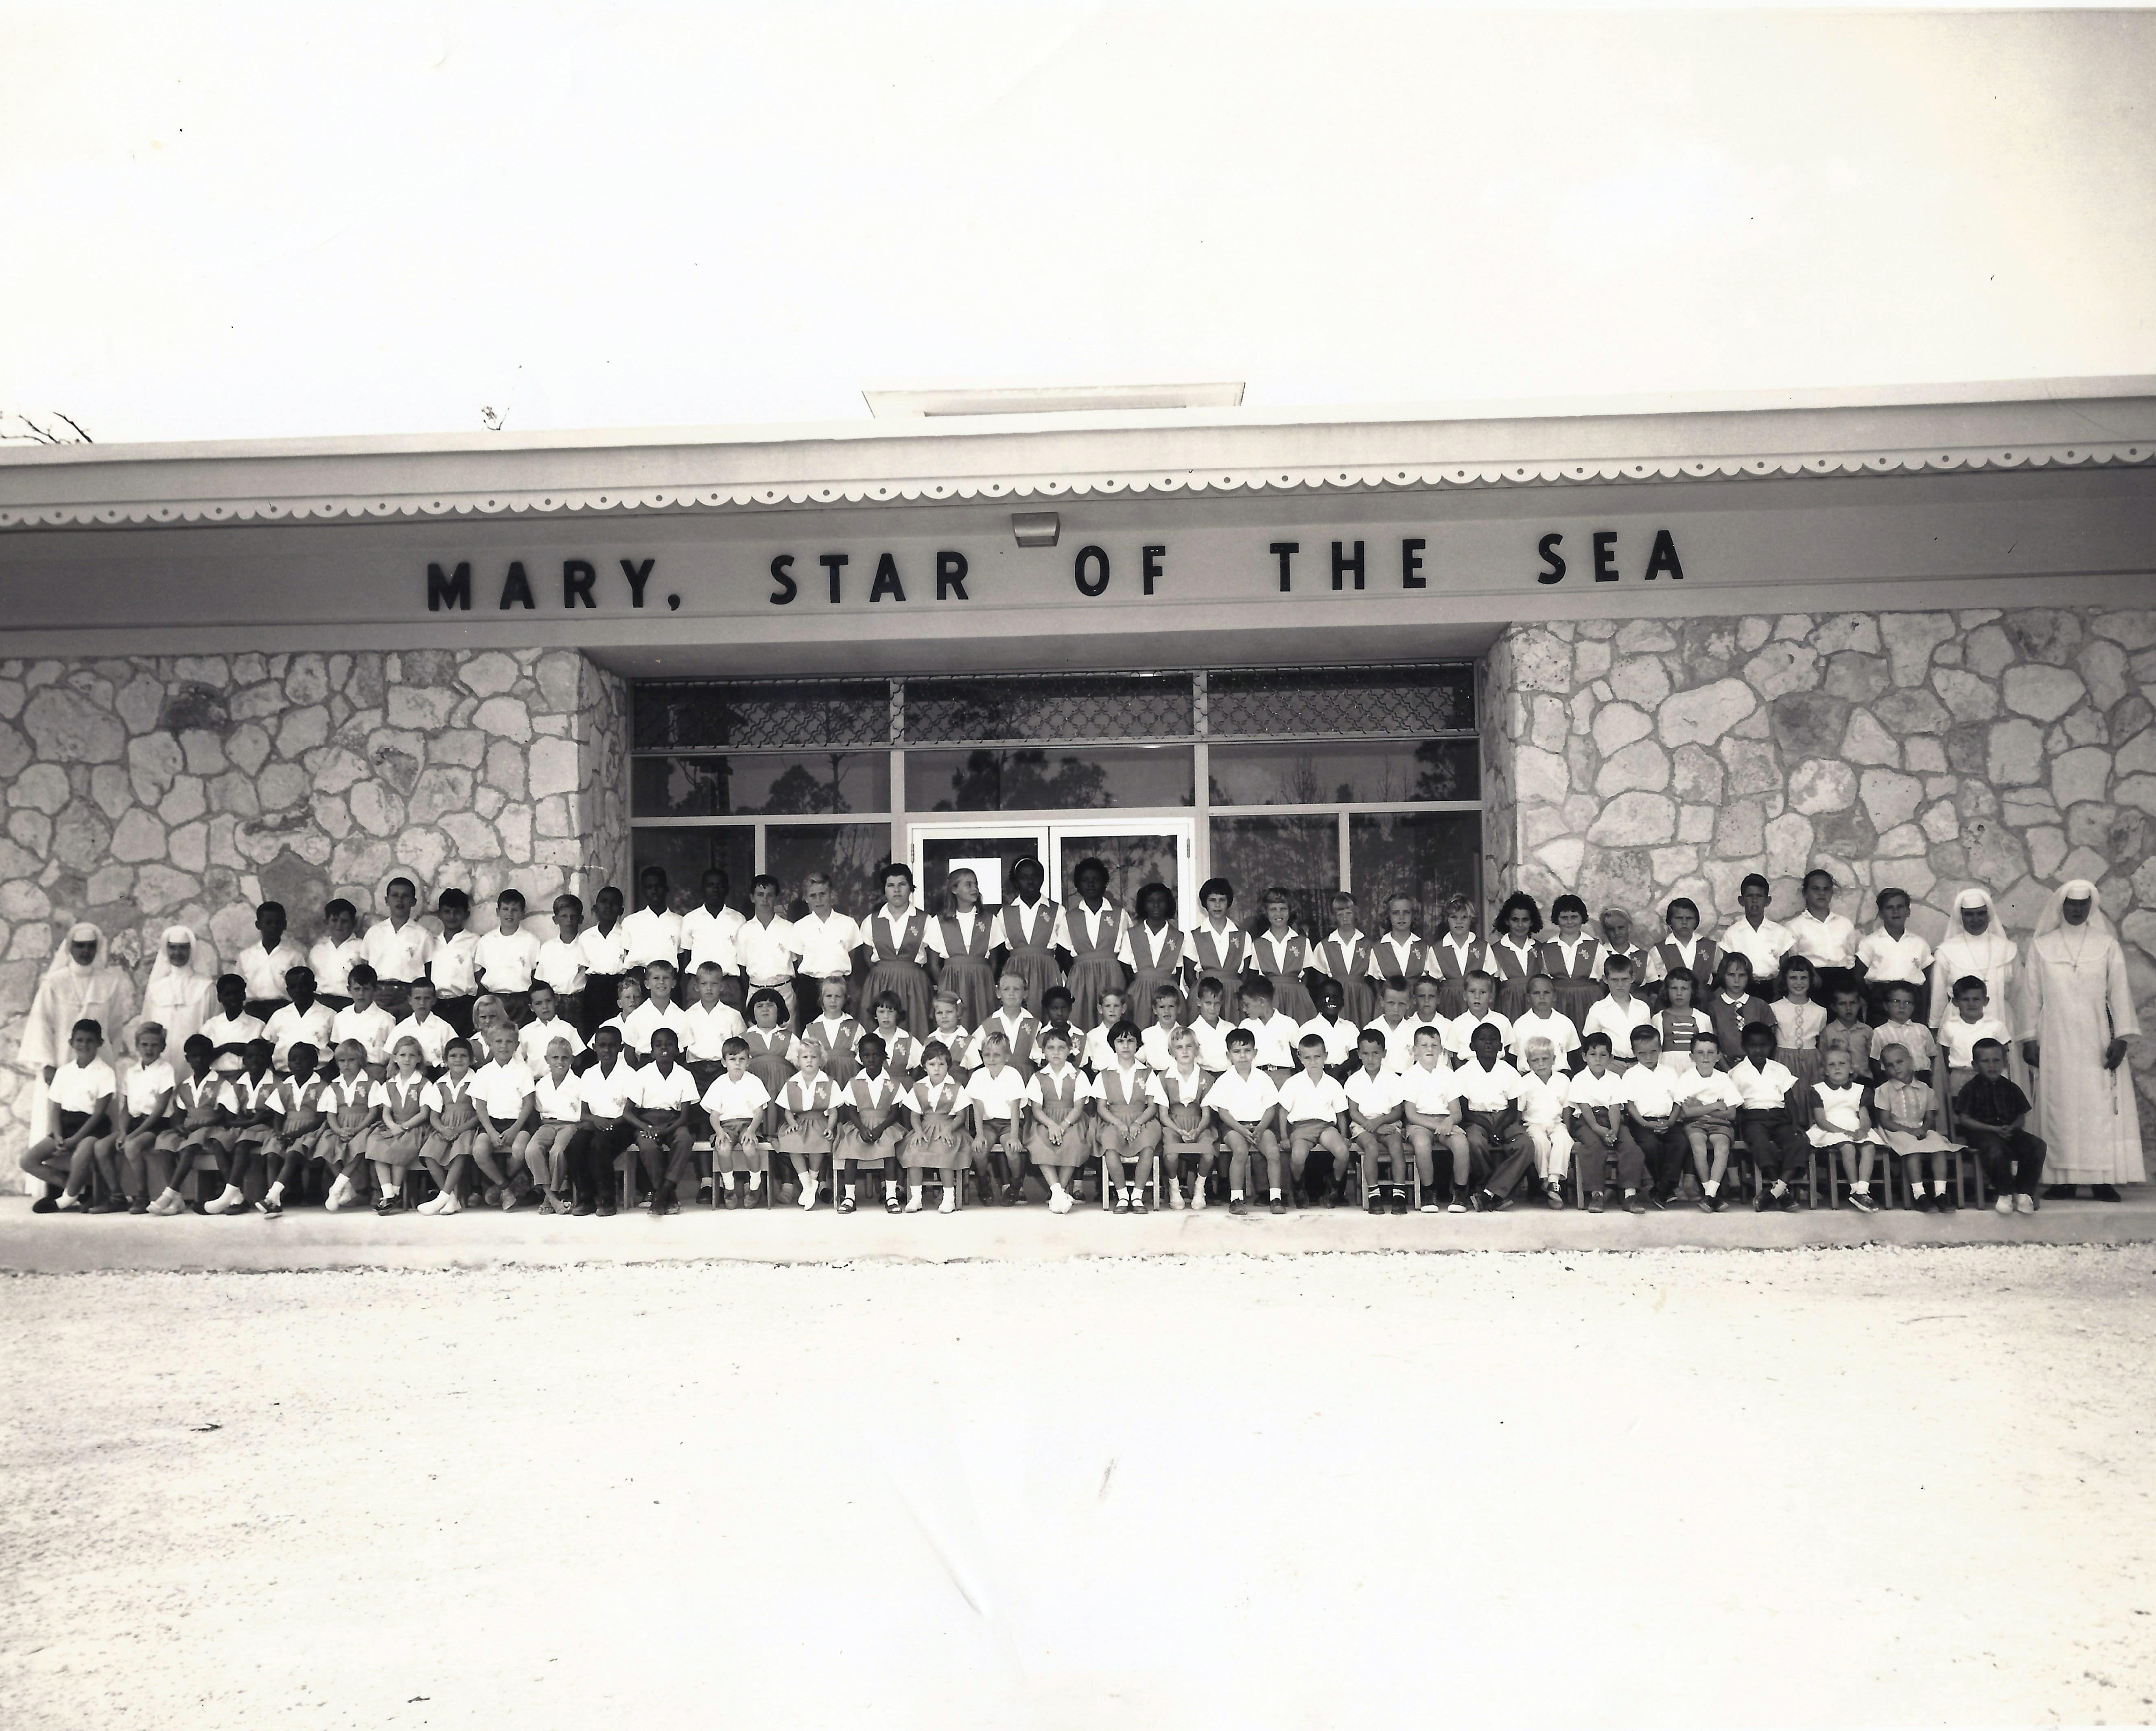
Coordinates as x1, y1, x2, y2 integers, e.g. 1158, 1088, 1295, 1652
22, 855, 2049, 1224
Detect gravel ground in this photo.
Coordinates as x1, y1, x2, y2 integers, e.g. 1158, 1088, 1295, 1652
3, 1245, 2153, 1729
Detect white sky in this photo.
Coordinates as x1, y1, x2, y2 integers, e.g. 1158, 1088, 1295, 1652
4, 2, 2153, 444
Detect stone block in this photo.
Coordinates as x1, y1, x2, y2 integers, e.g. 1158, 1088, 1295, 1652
1813, 614, 1881, 656
304, 746, 371, 796
156, 776, 206, 827
1872, 688, 1950, 737
529, 736, 582, 800
1716, 738, 1780, 798
536, 650, 584, 713
2114, 774, 2156, 816
1737, 618, 1771, 651
395, 828, 450, 889
1789, 758, 1858, 815
1764, 813, 1813, 879
458, 651, 522, 698
1812, 807, 1877, 859
1906, 737, 1947, 774
535, 795, 578, 838
1962, 623, 2015, 679
1877, 823, 1929, 858
1774, 615, 1813, 641
430, 728, 487, 769
2078, 638, 2132, 712
86, 863, 135, 907
282, 653, 330, 706
499, 807, 534, 864
442, 811, 499, 857
229, 682, 286, 722
1614, 619, 1678, 656
350, 781, 407, 837
348, 653, 386, 707
0, 880, 52, 922
1920, 800, 1959, 843
109, 807, 165, 863
2003, 609, 2085, 667
1769, 691, 1849, 760
365, 730, 425, 796
1986, 719, 2046, 787
1657, 678, 1757, 747
2049, 745, 2110, 810
2062, 707, 2108, 748
1880, 613, 1957, 685
1743, 642, 1819, 700
399, 650, 460, 688
2002, 663, 2086, 722
179, 728, 226, 777
1677, 804, 1715, 844
1823, 652, 1889, 703
1585, 793, 1676, 847
23, 687, 125, 763
1511, 629, 1572, 693
312, 792, 352, 841
52, 803, 111, 874
2094, 611, 2156, 650
1859, 768, 1924, 831
8, 810, 50, 858
1591, 702, 1651, 755
1671, 743, 1724, 804
209, 772, 260, 819
169, 822, 208, 876
1595, 740, 1671, 797
1961, 816, 2029, 889
88, 763, 133, 822
258, 762, 308, 811
484, 740, 527, 798
1529, 696, 1569, 752
407, 767, 476, 826
224, 721, 270, 777
474, 695, 533, 741
1573, 642, 1612, 682
1841, 709, 1900, 767
1678, 620, 1742, 683
275, 705, 329, 758
1610, 655, 1672, 708
387, 686, 458, 730
473, 786, 506, 820
2028, 826, 2069, 879
2118, 727, 2156, 779
114, 675, 164, 735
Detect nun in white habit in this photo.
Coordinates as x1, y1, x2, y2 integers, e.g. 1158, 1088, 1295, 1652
132, 924, 219, 1053
17, 922, 137, 1140
2023, 880, 2143, 1198
1929, 886, 2019, 1036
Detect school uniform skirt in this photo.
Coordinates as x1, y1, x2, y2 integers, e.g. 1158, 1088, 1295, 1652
1003, 942, 1061, 1018
905, 1111, 969, 1171
1490, 962, 1536, 1024
1882, 1127, 1957, 1155
1548, 978, 1601, 1032
1161, 1099, 1217, 1154
1777, 1046, 1825, 1091
1026, 1113, 1095, 1166
773, 1111, 833, 1158
864, 957, 935, 1043
937, 957, 998, 1031
1262, 968, 1317, 1025
1126, 955, 1185, 1025
1065, 955, 1128, 1033
744, 1048, 794, 1099
835, 1115, 907, 1168
370, 1124, 428, 1166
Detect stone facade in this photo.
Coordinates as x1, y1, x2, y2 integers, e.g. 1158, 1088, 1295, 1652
0, 647, 630, 1182
1484, 605, 2156, 1154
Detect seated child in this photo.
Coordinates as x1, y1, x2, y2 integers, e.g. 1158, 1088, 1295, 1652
1561, 1034, 1635, 1215
204, 1037, 279, 1215
1204, 1027, 1283, 1216
1728, 1021, 1805, 1213
963, 1030, 1030, 1206
1184, 976, 1234, 1081
775, 1034, 841, 1211
1398, 1025, 1469, 1212
391, 979, 457, 1075
1509, 973, 1582, 1074
316, 1038, 382, 1214
1455, 1023, 1535, 1213
330, 965, 396, 1081
1093, 1020, 1163, 1215
1025, 1027, 1095, 1215
740, 988, 798, 1097
22, 1017, 117, 1214
804, 975, 864, 1087
523, 1036, 586, 1213
1618, 1027, 1687, 1211
1873, 1041, 1961, 1212
415, 1037, 481, 1215
978, 973, 1041, 1084
1338, 1030, 1405, 1213
566, 1027, 637, 1217
1806, 1046, 1887, 1211
626, 1026, 699, 1215
1518, 1036, 1574, 1210
366, 1035, 433, 1215
1156, 1027, 1217, 1211
921, 989, 973, 1081
901, 1039, 969, 1214
1952, 1037, 2046, 1215
258, 1041, 328, 1217
1671, 1032, 1743, 1211
868, 992, 921, 1084
700, 1036, 774, 1210
1278, 1032, 1353, 1208
467, 1025, 537, 1210
114, 1021, 179, 1215
834, 1032, 908, 1215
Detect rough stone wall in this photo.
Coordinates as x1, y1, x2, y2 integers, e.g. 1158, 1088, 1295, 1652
0, 647, 631, 1180
1475, 639, 1518, 928
1489, 606, 2156, 1152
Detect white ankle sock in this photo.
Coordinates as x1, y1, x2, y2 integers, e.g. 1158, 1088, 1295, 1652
266, 1180, 283, 1202
1853, 1181, 1869, 1194
1229, 1189, 1244, 1201
1703, 1179, 1719, 1195
1269, 1187, 1281, 1200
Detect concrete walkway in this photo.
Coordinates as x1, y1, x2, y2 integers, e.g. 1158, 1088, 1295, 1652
4, 1185, 2151, 1273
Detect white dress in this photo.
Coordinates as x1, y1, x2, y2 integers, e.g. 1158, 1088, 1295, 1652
2022, 922, 2144, 1185
1805, 1081, 1885, 1148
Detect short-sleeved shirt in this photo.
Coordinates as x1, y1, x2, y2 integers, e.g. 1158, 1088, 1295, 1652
924, 908, 991, 959
1620, 1063, 1679, 1119
1453, 1059, 1526, 1115
389, 1012, 456, 1070
1278, 1070, 1351, 1124
964, 1065, 1030, 1122
1186, 1017, 1234, 1073
1938, 1014, 2012, 1071
364, 918, 438, 986
620, 907, 686, 972
631, 1062, 700, 1117
472, 1057, 537, 1121
1566, 1066, 1628, 1119
1366, 1016, 1425, 1073
1093, 1062, 1165, 1114
420, 1073, 478, 1118
1024, 1065, 1093, 1115
1509, 1010, 1581, 1068
1396, 1060, 1461, 1117
475, 929, 544, 994
48, 1057, 118, 1115
1137, 1023, 1185, 1072
701, 1071, 772, 1123
1728, 1058, 1798, 1112
518, 1017, 588, 1071
308, 935, 365, 997
1340, 1066, 1404, 1123
1869, 1020, 1935, 1069
620, 1000, 692, 1060
263, 1001, 337, 1072
1238, 1012, 1303, 1070
680, 1000, 748, 1062
237, 939, 309, 1003
1857, 928, 1933, 986
791, 910, 863, 980
1719, 918, 1795, 984
535, 938, 587, 996
533, 1072, 584, 1124
1672, 1067, 1743, 1115
1201, 1067, 1280, 1125
122, 1057, 178, 1119
330, 1003, 396, 1067
1873, 1078, 1935, 1131
368, 1074, 432, 1122
428, 931, 480, 997
1786, 911, 1860, 969
200, 1012, 267, 1076
577, 1060, 638, 1120
1582, 996, 1655, 1056
1297, 1014, 1361, 1067
1518, 1067, 1571, 1127
1953, 1073, 2030, 1127
737, 916, 801, 984
681, 905, 747, 975
1443, 1010, 1515, 1063
573, 922, 632, 978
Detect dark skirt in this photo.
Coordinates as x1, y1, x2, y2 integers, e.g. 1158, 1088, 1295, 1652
1066, 955, 1129, 1032
1004, 944, 1061, 1018
938, 956, 998, 1031
864, 959, 934, 1044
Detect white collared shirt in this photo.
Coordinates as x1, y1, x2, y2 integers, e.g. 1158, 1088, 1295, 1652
518, 1016, 588, 1070
533, 1071, 584, 1124
308, 935, 365, 997
681, 904, 747, 974
680, 1000, 748, 1062
1619, 1063, 1679, 1119
389, 1012, 456, 1069
475, 928, 544, 994
791, 909, 863, 979
1452, 1058, 1526, 1115
1786, 911, 1859, 969
1727, 1058, 1798, 1112
122, 1058, 178, 1119
363, 918, 437, 986
1340, 1065, 1404, 1120
578, 1060, 638, 1120
632, 1061, 700, 1115
1238, 1012, 1303, 1069
1856, 927, 1933, 985
572, 921, 632, 977
1443, 1010, 1515, 1062
1201, 1067, 1279, 1123
473, 1058, 537, 1120
1298, 1013, 1360, 1066
702, 1070, 772, 1121
925, 907, 988, 959
262, 1001, 337, 1072
737, 915, 801, 984
620, 999, 691, 1060
1278, 1069, 1350, 1124
1581, 996, 1654, 1057
330, 1003, 396, 1066
47, 1057, 118, 1114
428, 930, 480, 997
1508, 1008, 1581, 1067
1518, 1067, 1570, 1127
963, 1064, 1029, 1121
237, 940, 308, 1003
535, 938, 588, 995
1397, 1060, 1461, 1116
1721, 917, 1795, 982
620, 906, 686, 971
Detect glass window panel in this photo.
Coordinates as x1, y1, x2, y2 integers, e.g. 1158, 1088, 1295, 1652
1207, 739, 1479, 806
905, 673, 1193, 744
632, 680, 888, 751
919, 831, 1049, 915
630, 826, 757, 918
1208, 816, 1337, 939
632, 752, 890, 817
1347, 812, 1481, 931
906, 745, 1194, 812
764, 823, 895, 921
1207, 664, 1474, 738
1056, 833, 1182, 917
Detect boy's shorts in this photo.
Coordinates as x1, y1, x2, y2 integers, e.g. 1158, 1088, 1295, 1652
710, 1119, 766, 1174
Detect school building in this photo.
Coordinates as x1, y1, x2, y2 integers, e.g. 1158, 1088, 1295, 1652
2, 376, 2153, 1172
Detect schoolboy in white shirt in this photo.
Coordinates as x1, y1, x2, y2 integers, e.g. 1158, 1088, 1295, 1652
21, 1018, 118, 1213
1671, 1031, 1744, 1211
1441, 973, 1514, 1065
329, 965, 397, 1080
572, 885, 632, 1038
569, 1025, 637, 1216
390, 979, 457, 1075
516, 981, 589, 1075
1581, 955, 1655, 1070
790, 873, 863, 1018
1079, 989, 1130, 1075
700, 1037, 774, 1209
1367, 978, 1422, 1074
1453, 1023, 1535, 1213
201, 973, 266, 1080
1563, 1033, 1633, 1213
473, 888, 544, 1023
1338, 1030, 1413, 1213
1517, 1037, 1574, 1210
1507, 973, 1582, 1073
1404, 977, 1450, 1060
469, 1027, 538, 1209
1785, 868, 1861, 1001
535, 893, 590, 1029
979, 973, 1041, 1085
1720, 874, 1795, 1000
963, 1030, 1032, 1205
427, 888, 480, 1038
680, 962, 749, 1092
1856, 886, 1933, 1023
1277, 1033, 1353, 1209
1398, 1026, 1470, 1211
737, 874, 802, 1025
1185, 977, 1235, 1079
621, 866, 688, 996
1618, 1027, 1686, 1211
236, 900, 308, 1020
363, 876, 438, 1020
680, 868, 747, 997
1936, 975, 2014, 1113
1236, 977, 1303, 1082
262, 966, 337, 1077
1203, 1028, 1283, 1216
1138, 984, 1187, 1073
1299, 979, 1362, 1079
622, 961, 693, 1062
523, 1038, 585, 1213
113, 1022, 178, 1215
308, 898, 365, 1010
625, 1026, 700, 1215
1729, 1021, 1805, 1211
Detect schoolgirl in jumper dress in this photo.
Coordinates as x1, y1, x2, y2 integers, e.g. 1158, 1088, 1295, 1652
1539, 896, 1607, 1032
1647, 898, 1719, 1015
802, 979, 864, 1087
833, 1041, 908, 1213
1370, 898, 1431, 1006
1187, 878, 1252, 1001
995, 857, 1068, 1017
927, 870, 999, 1030
1251, 890, 1317, 1024
862, 868, 935, 1038
1313, 900, 1380, 1030
1429, 908, 1491, 1022
1771, 957, 1827, 1091
1120, 883, 1190, 1023
741, 990, 799, 1099
1064, 860, 1131, 1032
902, 1055, 969, 1211
774, 1040, 840, 1208
1488, 892, 1545, 1025
868, 995, 921, 1081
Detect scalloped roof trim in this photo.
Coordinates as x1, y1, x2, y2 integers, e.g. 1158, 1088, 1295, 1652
2, 439, 2149, 529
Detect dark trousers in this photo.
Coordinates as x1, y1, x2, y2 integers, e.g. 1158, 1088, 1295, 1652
580, 975, 621, 1039
1464, 1109, 1537, 1199
1629, 1120, 1689, 1198
569, 1121, 634, 1207
1963, 1127, 2047, 1196
1736, 1108, 1803, 1180
436, 994, 477, 1040
1570, 1112, 1647, 1198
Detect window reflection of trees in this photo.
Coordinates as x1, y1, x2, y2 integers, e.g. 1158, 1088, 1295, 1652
658, 752, 874, 816
933, 750, 1111, 812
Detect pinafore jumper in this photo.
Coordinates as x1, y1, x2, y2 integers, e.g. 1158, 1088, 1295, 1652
1126, 922, 1189, 1025
864, 909, 935, 1041
1188, 922, 1251, 1001
741, 1026, 795, 1099
321, 1074, 375, 1167
835, 1070, 907, 1166
1252, 930, 1316, 1023
1430, 934, 1490, 1021
372, 1074, 429, 1165
1065, 902, 1129, 1032
805, 1014, 863, 1087
1488, 937, 1542, 1024
1371, 935, 1430, 1005
934, 909, 999, 1030
1159, 1068, 1215, 1154
1539, 937, 1604, 1030
905, 1075, 969, 1171
1026, 1065, 1094, 1165
773, 1072, 837, 1158
1650, 937, 1718, 1012
1316, 932, 1378, 1030
999, 900, 1063, 1018
1095, 1063, 1160, 1154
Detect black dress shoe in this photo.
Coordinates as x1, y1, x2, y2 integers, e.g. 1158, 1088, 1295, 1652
2093, 1184, 2123, 1202
2043, 1184, 2077, 1200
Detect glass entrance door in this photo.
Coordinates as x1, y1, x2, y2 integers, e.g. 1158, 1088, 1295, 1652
908, 817, 1196, 926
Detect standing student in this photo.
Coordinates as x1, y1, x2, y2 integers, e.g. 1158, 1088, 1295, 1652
1093, 1020, 1163, 1214
625, 1027, 699, 1215
572, 885, 631, 1039
1185, 977, 1234, 1079
1721, 875, 1795, 1002
1279, 1033, 1354, 1208
1205, 1027, 1282, 1216
1786, 869, 1862, 1007
390, 979, 457, 1075
309, 900, 365, 1011
1370, 896, 1432, 1003
1186, 877, 1253, 1006
700, 1036, 774, 1210
1644, 897, 1718, 1012
1953, 1039, 2046, 1215
833, 1032, 909, 1214
1597, 909, 1648, 984
201, 973, 265, 1080
1729, 1022, 1805, 1212
1672, 1032, 1742, 1210
1119, 882, 1189, 1026
20, 1018, 117, 1213
415, 1038, 480, 1215
790, 873, 862, 1026
474, 888, 543, 1023
1818, 986, 1875, 1082
1488, 892, 1545, 1024
1539, 895, 1605, 1032
1064, 857, 1130, 1032
927, 867, 1000, 1030
1249, 886, 1316, 1024
737, 875, 802, 1026
922, 990, 973, 1080
1367, 977, 1422, 1073
536, 894, 591, 1031
1079, 988, 1129, 1075
1429, 894, 1489, 1021
237, 902, 308, 1021
963, 1030, 1030, 1204
990, 856, 1068, 1019
363, 876, 437, 1020
263, 966, 337, 1077
621, 866, 687, 1005
900, 1040, 969, 1213
740, 988, 799, 1099
1299, 979, 1362, 1080
426, 888, 479, 1038
1580, 957, 1652, 1069
1308, 892, 1379, 1031
1406, 977, 1451, 1061
680, 869, 746, 1010
802, 975, 864, 1086
1857, 887, 1933, 1025
862, 863, 935, 1038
